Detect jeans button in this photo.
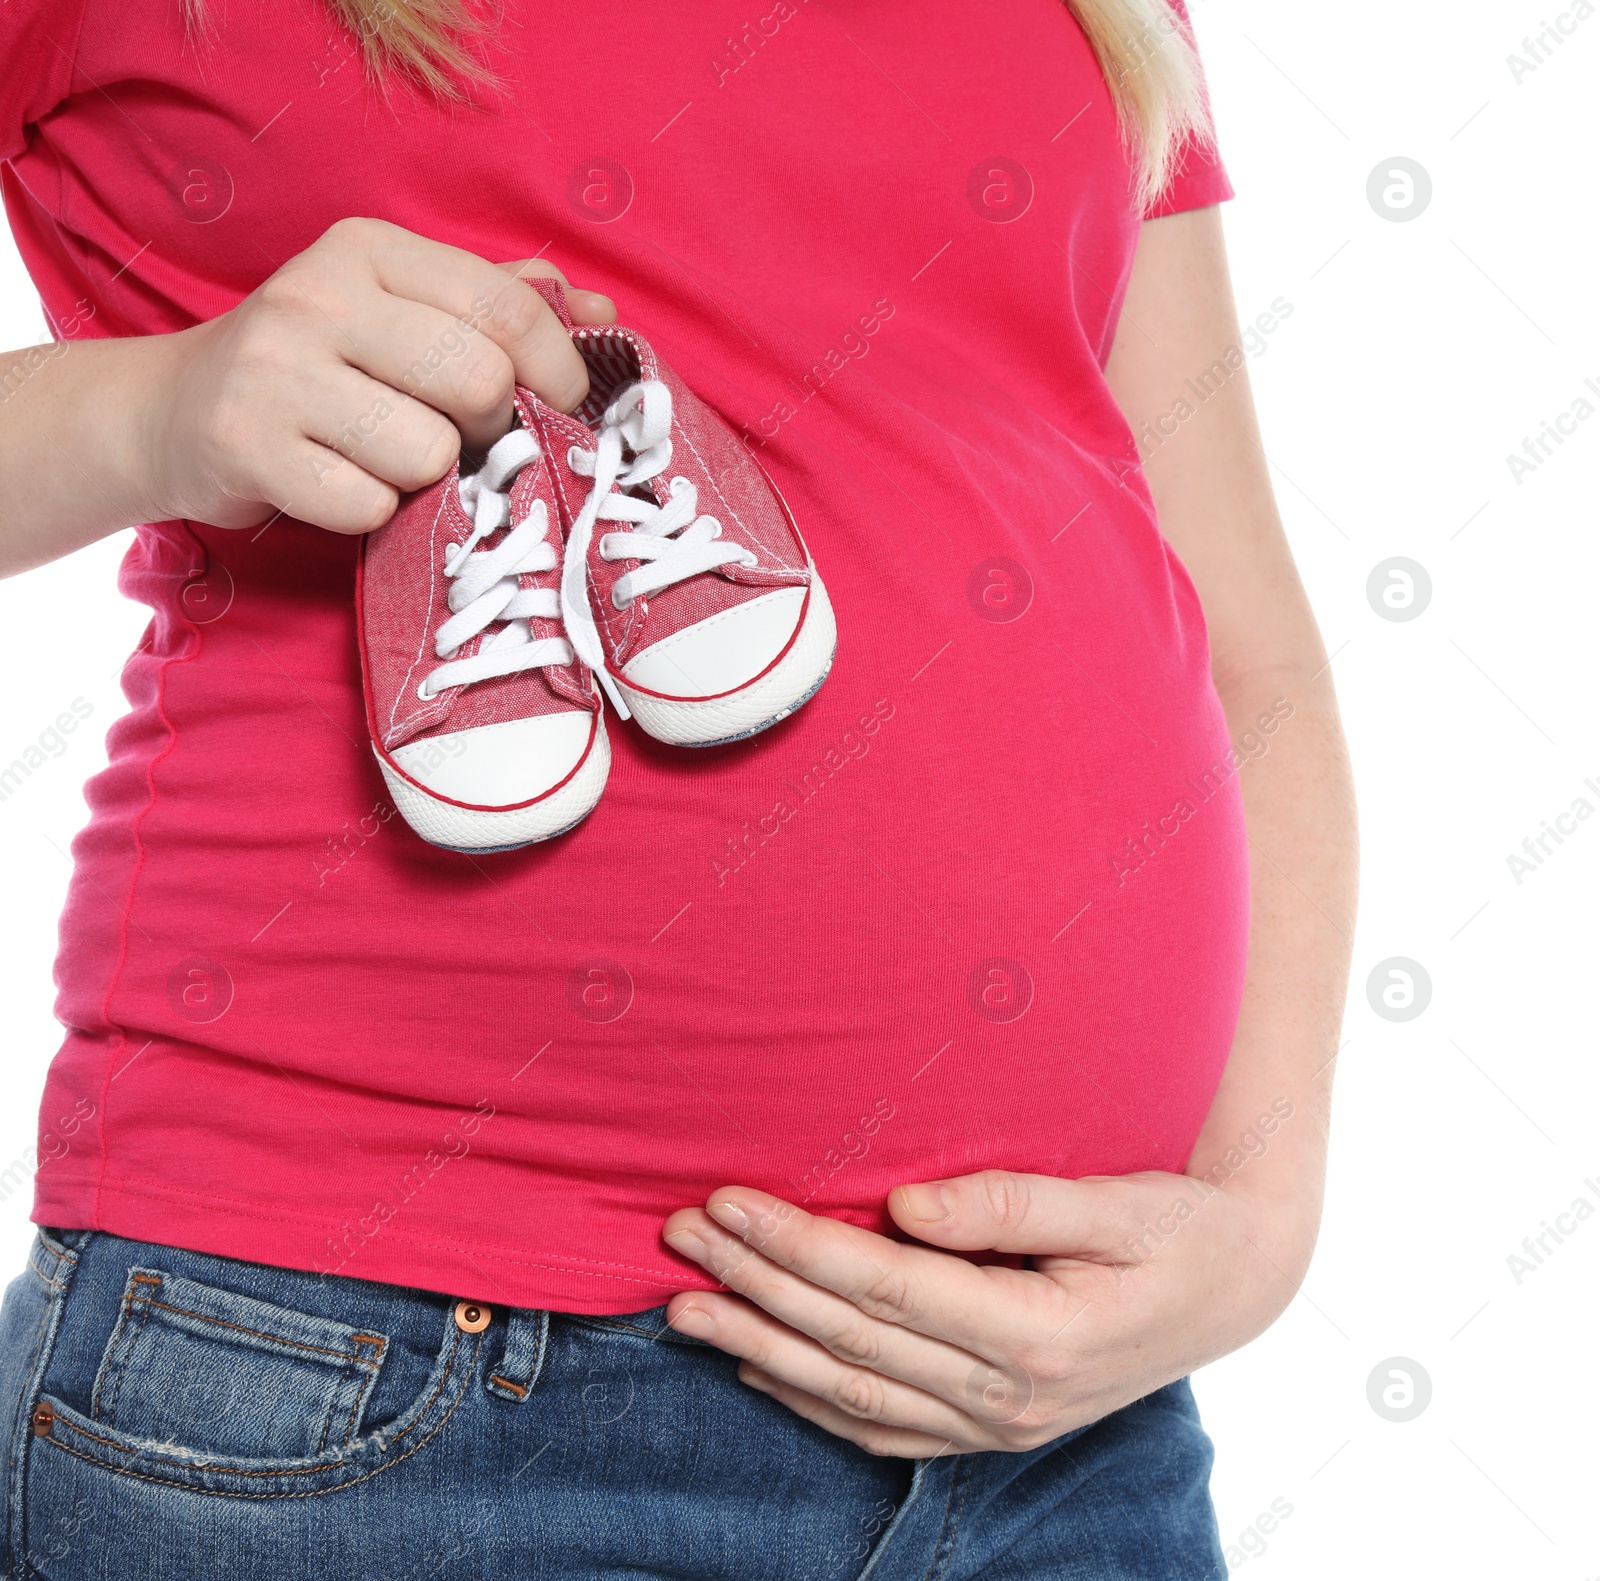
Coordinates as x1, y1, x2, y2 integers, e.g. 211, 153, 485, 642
454, 1300, 491, 1334
32, 1402, 55, 1437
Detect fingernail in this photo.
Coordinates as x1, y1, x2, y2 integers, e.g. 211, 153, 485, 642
670, 1304, 714, 1339
707, 1200, 749, 1237
665, 1228, 707, 1262
899, 1183, 952, 1222
740, 1367, 774, 1394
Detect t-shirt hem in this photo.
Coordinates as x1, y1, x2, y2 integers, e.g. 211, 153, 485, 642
1147, 159, 1235, 219
33, 1173, 713, 1316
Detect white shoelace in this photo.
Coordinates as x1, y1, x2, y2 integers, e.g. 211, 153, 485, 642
418, 428, 573, 701
559, 379, 756, 688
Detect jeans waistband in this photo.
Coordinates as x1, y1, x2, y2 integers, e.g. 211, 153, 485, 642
27, 1228, 82, 1294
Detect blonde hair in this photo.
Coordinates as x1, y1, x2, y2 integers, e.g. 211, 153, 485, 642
1067, 0, 1217, 211
231, 0, 1212, 214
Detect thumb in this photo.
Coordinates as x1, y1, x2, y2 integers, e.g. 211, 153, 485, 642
889, 1170, 1168, 1259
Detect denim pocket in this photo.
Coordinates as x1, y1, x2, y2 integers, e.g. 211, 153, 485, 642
88, 1265, 389, 1459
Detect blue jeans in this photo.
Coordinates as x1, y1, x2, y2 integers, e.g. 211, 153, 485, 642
2, 1230, 1226, 1579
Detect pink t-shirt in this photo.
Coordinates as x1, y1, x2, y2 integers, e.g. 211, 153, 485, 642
5, 0, 1246, 1312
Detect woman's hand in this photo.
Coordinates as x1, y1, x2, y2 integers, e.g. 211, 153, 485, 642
2, 218, 618, 573
662, 1169, 1316, 1458
139, 217, 615, 535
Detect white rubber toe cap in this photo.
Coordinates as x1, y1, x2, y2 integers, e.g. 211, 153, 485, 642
615, 576, 836, 747
392, 710, 596, 806
381, 709, 610, 852
620, 586, 807, 699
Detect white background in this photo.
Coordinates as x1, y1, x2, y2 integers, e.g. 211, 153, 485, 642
2, 0, 1597, 1574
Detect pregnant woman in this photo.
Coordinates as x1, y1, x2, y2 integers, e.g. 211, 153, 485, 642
0, 0, 1356, 1575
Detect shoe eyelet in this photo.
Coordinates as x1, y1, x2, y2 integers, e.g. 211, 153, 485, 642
416, 681, 434, 701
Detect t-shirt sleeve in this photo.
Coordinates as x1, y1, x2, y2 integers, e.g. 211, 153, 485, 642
1145, 0, 1234, 218
1148, 136, 1234, 218
0, 0, 88, 164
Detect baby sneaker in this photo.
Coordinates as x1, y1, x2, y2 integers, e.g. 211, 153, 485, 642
358, 407, 609, 851
527, 279, 836, 747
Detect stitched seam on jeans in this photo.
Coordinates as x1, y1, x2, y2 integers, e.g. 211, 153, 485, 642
487, 1374, 528, 1398
37, 1332, 482, 1502
917, 1460, 971, 1581
129, 1298, 386, 1365
853, 1469, 927, 1581
949, 1461, 979, 1575
385, 1328, 462, 1450
89, 1301, 116, 1423
98, 1283, 152, 1422
9, 1271, 59, 1571
563, 1315, 711, 1347
567, 1317, 664, 1340
340, 1380, 366, 1442
338, 1367, 375, 1445
47, 1328, 470, 1481
313, 1387, 338, 1457
28, 1238, 77, 1291
98, 1285, 158, 1428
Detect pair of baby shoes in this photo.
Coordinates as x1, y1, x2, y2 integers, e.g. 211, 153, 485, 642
358, 281, 835, 852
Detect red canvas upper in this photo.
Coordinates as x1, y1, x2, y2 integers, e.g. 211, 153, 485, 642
5, 0, 1247, 1312
359, 392, 597, 762
524, 275, 814, 678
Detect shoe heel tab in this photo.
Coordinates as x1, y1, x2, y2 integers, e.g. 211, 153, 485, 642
525, 274, 576, 331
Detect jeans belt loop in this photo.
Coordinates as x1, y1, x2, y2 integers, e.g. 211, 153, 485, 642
485, 1307, 549, 1403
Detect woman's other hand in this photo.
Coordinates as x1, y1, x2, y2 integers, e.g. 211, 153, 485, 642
662, 1168, 1313, 1457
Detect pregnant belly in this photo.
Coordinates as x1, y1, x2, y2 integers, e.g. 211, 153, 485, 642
47, 569, 1251, 1313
